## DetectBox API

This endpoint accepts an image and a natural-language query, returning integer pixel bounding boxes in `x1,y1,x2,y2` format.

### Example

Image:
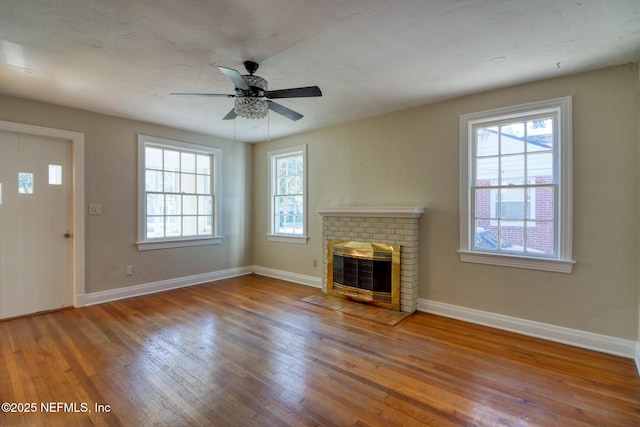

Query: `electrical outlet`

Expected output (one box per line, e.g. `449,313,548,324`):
312,259,317,267
125,265,134,276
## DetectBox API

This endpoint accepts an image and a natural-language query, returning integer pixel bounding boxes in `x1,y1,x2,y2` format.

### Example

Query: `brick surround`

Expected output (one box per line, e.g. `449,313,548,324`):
317,207,424,313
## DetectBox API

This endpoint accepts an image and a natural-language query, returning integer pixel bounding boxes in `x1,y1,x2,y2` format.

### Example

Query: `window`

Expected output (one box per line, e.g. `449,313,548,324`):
459,97,574,273
268,145,308,244
49,165,62,185
18,172,34,194
137,135,221,250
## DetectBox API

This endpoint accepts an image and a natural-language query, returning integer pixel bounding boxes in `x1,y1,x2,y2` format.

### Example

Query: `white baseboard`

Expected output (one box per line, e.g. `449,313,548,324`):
80,266,254,306
252,266,322,289
418,298,637,359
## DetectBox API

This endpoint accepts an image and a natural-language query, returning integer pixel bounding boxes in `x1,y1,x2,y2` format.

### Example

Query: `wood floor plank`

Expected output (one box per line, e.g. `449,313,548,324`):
1,274,639,426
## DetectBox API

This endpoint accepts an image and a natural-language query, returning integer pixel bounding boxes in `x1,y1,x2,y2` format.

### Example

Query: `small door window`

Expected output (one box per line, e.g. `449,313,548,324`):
49,165,62,185
18,172,33,194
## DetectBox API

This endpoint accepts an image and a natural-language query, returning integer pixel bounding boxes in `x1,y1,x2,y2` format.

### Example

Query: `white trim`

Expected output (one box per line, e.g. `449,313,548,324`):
0,120,85,308
635,342,640,376
459,97,574,272
81,266,254,306
266,234,309,244
316,206,424,218
457,250,575,273
252,265,322,288
137,236,223,251
418,298,636,358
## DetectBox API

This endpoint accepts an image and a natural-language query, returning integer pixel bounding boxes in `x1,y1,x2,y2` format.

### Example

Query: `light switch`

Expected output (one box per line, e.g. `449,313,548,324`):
88,203,102,215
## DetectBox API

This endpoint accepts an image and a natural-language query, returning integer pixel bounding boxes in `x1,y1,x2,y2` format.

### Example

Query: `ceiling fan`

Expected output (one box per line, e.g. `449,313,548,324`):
171,61,322,121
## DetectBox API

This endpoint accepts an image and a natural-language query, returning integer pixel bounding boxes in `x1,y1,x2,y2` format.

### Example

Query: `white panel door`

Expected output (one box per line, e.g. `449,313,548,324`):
0,130,73,319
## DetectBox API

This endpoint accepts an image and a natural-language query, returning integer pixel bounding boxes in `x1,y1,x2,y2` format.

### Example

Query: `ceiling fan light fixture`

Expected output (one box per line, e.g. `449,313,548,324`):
234,74,268,119
235,97,268,119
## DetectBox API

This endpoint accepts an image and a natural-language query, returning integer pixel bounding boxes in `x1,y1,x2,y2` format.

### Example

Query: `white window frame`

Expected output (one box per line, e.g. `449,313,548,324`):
459,97,575,273
267,145,308,244
137,135,222,251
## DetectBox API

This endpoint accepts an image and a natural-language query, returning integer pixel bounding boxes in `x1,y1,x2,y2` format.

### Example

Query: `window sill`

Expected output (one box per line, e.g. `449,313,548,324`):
458,250,575,273
267,234,309,245
137,236,223,251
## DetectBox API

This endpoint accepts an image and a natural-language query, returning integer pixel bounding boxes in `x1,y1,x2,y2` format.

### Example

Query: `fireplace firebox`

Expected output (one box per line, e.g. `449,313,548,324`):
328,240,400,311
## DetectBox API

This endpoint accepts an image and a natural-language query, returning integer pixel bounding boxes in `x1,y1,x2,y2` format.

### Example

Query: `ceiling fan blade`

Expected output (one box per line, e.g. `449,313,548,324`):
267,101,303,121
222,108,237,120
218,66,250,90
170,93,234,97
266,86,322,99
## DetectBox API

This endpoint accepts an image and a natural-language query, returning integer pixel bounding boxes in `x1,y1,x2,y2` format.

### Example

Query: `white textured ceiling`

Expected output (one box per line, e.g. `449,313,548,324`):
0,0,639,142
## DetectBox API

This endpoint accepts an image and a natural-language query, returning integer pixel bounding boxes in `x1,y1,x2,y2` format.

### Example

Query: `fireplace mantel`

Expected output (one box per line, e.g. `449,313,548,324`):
317,207,424,218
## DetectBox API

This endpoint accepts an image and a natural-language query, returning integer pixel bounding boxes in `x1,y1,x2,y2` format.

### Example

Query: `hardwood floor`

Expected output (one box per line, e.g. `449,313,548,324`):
1,274,639,426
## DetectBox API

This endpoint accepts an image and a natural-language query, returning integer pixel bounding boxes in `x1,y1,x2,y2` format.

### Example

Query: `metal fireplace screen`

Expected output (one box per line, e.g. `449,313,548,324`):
328,240,400,311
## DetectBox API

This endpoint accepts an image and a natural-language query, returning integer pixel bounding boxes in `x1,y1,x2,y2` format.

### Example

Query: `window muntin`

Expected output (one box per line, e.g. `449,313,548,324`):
268,145,308,243
138,135,221,250
459,97,574,273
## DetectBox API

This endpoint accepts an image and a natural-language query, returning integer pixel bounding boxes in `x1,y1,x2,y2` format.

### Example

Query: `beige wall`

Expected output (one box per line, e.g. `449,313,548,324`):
0,94,253,294
253,63,640,340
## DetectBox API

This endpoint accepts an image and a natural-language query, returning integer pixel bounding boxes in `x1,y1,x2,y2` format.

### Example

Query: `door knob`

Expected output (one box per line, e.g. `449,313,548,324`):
64,231,72,238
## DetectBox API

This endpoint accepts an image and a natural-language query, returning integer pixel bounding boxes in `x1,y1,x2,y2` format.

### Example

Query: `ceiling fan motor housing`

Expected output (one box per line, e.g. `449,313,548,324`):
243,75,268,97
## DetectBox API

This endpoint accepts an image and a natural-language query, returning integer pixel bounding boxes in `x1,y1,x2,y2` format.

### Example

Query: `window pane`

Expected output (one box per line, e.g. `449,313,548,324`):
198,196,212,215
501,154,524,186
145,170,163,192
287,157,297,174
146,147,163,169
198,216,212,235
164,172,179,193
527,152,554,182
183,216,197,236
49,165,62,185
147,216,164,239
183,195,197,215
277,178,287,195
474,188,495,220
530,186,554,220
276,158,286,177
499,188,525,220
182,173,196,193
196,155,210,174
527,222,554,255
181,153,196,173
147,194,164,215
166,216,181,236
476,127,499,157
166,194,181,215
476,157,498,186
164,150,180,172
526,119,553,152
296,155,303,174
196,174,208,194
18,172,33,194
501,123,525,154
499,223,524,252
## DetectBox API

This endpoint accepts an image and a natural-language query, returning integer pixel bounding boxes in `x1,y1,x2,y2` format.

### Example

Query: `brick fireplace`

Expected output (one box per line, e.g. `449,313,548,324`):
317,207,424,313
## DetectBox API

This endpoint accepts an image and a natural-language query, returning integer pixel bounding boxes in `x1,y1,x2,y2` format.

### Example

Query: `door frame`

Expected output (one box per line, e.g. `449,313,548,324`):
0,120,85,307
